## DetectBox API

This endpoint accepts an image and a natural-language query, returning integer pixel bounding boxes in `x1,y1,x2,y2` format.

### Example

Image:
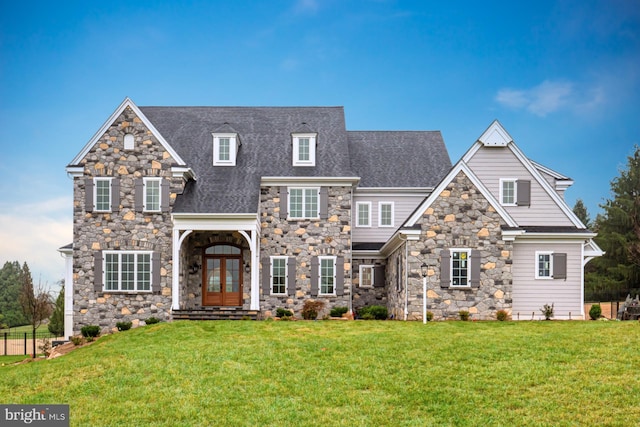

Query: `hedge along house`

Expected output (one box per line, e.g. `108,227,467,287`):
58,98,601,336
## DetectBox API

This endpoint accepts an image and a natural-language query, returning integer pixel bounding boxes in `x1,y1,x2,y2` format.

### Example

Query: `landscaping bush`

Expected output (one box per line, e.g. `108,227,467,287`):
427,311,434,322
540,303,554,320
458,310,470,321
589,304,602,320
116,321,132,331
330,306,349,317
276,308,294,318
302,300,325,320
496,309,509,321
80,325,100,341
145,317,161,325
70,335,84,346
359,305,388,320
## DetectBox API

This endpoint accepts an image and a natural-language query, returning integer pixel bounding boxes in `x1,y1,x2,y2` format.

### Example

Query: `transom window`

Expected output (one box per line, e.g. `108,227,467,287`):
359,265,374,287
500,179,517,205
94,178,111,212
451,249,471,287
357,202,371,227
379,202,394,227
319,256,336,295
104,251,151,292
205,245,241,255
292,133,317,166
289,188,319,219
271,257,287,295
144,178,161,212
536,252,552,279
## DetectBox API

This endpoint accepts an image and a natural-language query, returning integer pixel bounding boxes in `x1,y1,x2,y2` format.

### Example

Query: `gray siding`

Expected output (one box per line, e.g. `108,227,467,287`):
352,193,425,243
512,241,584,319
466,147,574,226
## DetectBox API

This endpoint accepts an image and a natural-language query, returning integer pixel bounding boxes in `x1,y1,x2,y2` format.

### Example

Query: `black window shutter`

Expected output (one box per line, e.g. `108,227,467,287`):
374,265,386,288
161,180,170,212
553,253,567,280
94,251,103,292
279,187,288,218
287,257,296,296
335,256,344,296
152,252,161,293
135,179,144,212
470,250,481,288
517,180,531,207
262,257,271,295
111,178,120,212
85,178,94,212
310,256,319,296
440,249,451,288
319,187,329,220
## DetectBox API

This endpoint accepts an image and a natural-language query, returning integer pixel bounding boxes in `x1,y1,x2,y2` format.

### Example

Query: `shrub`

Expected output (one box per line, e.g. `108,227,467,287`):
427,311,434,322
276,308,294,318
80,325,100,341
70,335,84,346
458,310,470,321
39,338,52,358
145,317,160,325
116,321,132,331
330,306,349,317
359,305,388,320
302,300,325,320
589,304,602,320
540,303,554,320
496,310,509,321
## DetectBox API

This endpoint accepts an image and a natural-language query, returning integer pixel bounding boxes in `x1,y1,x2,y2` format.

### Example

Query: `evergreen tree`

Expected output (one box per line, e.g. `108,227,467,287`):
0,261,28,327
572,199,591,229
586,146,640,300
48,284,65,336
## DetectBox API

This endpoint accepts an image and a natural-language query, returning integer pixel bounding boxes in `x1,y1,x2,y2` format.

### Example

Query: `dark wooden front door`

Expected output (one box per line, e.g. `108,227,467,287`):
202,245,242,306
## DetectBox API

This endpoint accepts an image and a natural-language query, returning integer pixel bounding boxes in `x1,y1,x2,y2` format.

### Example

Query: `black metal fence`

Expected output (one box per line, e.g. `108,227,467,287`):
1,331,60,356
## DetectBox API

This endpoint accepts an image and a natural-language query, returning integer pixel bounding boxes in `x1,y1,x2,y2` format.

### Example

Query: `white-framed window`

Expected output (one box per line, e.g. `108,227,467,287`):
356,202,371,227
292,133,317,166
94,178,112,212
536,251,553,279
124,133,135,150
271,257,288,295
359,265,374,288
213,133,238,166
104,251,152,292
379,202,394,227
144,178,162,212
500,178,517,206
451,249,471,287
319,256,336,295
289,187,319,219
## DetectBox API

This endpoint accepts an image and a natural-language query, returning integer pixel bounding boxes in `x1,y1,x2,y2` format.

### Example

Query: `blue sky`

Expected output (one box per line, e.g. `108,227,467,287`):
1,0,639,290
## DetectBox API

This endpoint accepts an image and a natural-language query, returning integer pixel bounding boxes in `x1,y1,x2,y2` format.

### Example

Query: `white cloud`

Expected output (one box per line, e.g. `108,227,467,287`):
495,79,605,117
0,196,72,292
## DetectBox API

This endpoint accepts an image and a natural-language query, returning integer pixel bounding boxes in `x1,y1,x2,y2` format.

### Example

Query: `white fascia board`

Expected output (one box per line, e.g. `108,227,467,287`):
530,160,571,180
171,166,196,180
511,232,597,243
68,97,187,167
379,228,421,257
261,176,361,186
476,120,514,147
172,213,259,232
584,239,604,257
352,250,387,260
354,187,434,196
506,141,586,228
404,161,517,228
57,245,73,255
66,166,84,177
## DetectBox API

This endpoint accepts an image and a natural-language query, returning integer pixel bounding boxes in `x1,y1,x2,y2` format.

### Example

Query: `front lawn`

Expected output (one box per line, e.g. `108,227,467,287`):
1,320,638,426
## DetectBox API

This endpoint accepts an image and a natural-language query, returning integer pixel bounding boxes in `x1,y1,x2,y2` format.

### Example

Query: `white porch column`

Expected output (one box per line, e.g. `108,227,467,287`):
239,229,260,311
172,228,193,310
58,246,74,339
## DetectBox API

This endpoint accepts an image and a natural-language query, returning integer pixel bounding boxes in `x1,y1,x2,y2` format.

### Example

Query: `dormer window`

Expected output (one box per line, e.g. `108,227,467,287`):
292,133,317,166
213,133,239,166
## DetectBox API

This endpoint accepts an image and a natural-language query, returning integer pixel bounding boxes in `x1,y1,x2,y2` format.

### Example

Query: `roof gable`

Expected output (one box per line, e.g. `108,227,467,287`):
477,120,513,147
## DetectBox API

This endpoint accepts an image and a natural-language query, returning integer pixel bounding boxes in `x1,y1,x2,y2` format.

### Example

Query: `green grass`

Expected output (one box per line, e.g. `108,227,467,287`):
1,321,638,426
0,324,50,333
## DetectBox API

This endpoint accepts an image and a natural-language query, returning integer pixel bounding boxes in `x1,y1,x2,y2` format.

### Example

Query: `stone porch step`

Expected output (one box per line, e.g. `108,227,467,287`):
172,308,259,321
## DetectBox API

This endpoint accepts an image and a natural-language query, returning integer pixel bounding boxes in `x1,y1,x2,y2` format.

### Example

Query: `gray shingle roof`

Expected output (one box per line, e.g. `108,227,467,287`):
140,106,353,214
348,131,451,187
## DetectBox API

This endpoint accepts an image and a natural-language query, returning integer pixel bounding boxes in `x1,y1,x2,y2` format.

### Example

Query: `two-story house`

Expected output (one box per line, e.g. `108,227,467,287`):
58,98,601,337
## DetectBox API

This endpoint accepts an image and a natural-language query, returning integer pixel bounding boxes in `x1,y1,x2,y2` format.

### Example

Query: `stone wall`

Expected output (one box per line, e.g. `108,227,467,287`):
259,185,352,318
351,258,387,311
72,106,183,333
389,171,513,320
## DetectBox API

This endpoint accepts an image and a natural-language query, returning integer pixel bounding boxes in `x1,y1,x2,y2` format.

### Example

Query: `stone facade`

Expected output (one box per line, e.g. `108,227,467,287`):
351,258,387,312
389,171,513,320
258,185,352,318
72,106,183,333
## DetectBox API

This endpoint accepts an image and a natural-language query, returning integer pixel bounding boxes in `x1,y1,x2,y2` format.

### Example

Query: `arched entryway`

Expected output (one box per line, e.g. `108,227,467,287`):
202,244,243,306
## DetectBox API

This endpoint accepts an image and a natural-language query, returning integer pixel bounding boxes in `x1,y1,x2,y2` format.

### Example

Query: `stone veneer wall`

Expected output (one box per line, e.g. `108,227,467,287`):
391,171,513,320
351,258,387,311
386,245,406,320
259,186,352,318
72,106,183,333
